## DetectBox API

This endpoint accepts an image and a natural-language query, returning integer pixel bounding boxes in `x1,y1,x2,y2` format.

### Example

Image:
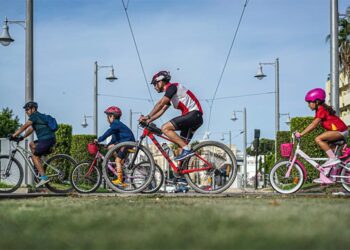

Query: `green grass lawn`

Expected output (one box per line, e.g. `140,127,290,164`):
0,195,349,250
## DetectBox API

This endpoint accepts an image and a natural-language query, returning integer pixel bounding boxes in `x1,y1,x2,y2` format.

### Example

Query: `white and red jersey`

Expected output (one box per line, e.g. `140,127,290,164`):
164,82,203,116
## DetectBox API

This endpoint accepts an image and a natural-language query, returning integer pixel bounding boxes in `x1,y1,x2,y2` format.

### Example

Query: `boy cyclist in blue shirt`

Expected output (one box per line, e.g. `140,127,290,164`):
94,106,135,185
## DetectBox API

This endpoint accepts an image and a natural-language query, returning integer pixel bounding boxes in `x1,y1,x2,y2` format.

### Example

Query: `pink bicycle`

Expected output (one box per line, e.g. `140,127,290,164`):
269,133,350,194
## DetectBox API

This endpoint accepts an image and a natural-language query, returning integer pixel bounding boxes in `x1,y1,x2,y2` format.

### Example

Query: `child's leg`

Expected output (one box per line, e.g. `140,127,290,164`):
315,131,344,157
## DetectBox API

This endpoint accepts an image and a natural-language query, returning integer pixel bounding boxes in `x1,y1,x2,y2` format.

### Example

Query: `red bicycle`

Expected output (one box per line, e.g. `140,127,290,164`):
102,122,238,194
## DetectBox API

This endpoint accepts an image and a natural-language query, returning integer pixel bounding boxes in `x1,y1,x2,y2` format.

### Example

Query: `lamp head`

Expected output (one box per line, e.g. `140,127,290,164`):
106,68,118,82
254,65,266,80
0,18,14,46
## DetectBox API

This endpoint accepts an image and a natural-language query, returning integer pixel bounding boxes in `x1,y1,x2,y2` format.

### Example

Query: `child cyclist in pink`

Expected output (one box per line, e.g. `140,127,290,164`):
296,88,348,184
94,106,135,185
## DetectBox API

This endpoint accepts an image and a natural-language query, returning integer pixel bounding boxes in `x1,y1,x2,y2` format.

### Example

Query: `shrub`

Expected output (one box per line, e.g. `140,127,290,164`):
52,124,72,155
70,135,96,162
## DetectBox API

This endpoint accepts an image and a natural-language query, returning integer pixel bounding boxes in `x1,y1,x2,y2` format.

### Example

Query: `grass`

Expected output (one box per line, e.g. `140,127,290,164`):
0,195,349,249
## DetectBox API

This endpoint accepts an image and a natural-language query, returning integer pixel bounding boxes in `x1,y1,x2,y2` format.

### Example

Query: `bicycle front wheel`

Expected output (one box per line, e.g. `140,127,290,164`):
183,141,237,194
102,142,155,193
269,160,304,194
0,155,24,193
44,154,76,193
71,161,102,193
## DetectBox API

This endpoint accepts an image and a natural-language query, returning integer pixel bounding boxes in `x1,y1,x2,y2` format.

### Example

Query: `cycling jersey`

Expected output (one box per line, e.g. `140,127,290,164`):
315,105,347,132
98,119,135,145
164,83,203,116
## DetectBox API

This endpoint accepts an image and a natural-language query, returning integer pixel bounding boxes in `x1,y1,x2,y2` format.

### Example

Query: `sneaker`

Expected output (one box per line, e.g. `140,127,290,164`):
36,176,50,188
313,173,334,184
112,178,127,187
321,158,340,168
174,149,195,161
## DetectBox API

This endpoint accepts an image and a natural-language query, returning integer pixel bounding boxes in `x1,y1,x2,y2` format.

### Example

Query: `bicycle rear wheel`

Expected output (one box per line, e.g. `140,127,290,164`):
0,155,24,193
183,141,237,194
269,160,304,194
71,161,102,193
44,154,76,193
102,142,155,193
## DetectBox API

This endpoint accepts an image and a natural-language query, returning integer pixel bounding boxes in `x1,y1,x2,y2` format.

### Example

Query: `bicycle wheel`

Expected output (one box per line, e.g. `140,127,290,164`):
340,165,350,192
0,155,24,193
102,141,155,193
269,160,304,194
183,141,237,194
140,163,164,194
71,161,102,193
44,154,76,193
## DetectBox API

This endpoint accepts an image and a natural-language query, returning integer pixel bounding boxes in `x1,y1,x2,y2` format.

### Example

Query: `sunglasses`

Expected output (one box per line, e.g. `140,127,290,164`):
25,108,30,111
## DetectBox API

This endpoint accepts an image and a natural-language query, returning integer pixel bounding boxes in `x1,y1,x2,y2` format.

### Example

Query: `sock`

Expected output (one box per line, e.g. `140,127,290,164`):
325,149,336,159
183,146,190,151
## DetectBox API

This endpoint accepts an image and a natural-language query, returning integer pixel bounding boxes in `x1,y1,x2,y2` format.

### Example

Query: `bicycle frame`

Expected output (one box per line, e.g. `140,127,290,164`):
285,137,346,179
135,126,213,175
4,140,61,179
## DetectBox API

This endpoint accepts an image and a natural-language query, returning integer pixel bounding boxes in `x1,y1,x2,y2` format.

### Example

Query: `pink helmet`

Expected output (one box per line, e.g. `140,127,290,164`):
104,106,122,117
305,88,326,102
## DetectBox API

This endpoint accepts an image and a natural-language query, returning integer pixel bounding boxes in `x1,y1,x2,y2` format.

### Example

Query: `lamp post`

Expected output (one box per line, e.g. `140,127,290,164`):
220,131,232,150
231,107,247,190
94,61,118,136
255,58,279,162
129,109,142,139
0,0,34,122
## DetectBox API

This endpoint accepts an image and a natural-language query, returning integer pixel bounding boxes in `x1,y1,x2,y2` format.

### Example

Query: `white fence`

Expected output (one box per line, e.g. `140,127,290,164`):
0,138,33,185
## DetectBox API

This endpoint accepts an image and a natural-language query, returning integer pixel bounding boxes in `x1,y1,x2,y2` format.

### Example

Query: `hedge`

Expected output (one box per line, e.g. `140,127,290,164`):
70,135,96,162
52,124,72,155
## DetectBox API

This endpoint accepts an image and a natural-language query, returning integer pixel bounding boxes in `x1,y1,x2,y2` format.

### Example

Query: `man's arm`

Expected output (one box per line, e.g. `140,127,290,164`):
12,120,33,137
148,104,170,122
139,96,171,123
23,127,34,138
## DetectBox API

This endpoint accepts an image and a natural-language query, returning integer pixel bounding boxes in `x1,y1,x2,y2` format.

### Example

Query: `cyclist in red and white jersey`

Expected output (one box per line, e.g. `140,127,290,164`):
139,71,203,161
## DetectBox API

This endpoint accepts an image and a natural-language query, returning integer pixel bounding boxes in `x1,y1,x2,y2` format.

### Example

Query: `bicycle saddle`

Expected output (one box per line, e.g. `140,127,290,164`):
329,139,346,146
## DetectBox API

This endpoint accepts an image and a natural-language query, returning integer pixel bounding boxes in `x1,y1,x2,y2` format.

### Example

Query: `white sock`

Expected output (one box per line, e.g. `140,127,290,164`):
183,146,190,151
325,149,336,159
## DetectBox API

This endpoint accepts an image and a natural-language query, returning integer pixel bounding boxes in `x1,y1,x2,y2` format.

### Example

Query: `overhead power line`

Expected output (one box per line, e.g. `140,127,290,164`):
121,0,155,105
98,93,152,102
206,0,250,131
201,91,274,102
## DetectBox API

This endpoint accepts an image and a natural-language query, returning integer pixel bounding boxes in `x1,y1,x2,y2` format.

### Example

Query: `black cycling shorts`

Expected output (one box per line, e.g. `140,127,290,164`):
33,138,56,157
169,110,203,142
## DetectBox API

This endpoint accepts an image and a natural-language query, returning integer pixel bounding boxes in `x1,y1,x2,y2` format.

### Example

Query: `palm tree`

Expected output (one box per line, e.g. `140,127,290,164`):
326,17,350,78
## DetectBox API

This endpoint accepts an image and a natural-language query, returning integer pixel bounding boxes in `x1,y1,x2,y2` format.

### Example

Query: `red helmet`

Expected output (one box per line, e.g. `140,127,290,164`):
104,106,122,117
151,71,171,85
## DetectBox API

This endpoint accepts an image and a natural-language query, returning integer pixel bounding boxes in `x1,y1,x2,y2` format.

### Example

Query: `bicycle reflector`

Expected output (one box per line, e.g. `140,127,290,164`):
87,143,98,155
281,143,293,158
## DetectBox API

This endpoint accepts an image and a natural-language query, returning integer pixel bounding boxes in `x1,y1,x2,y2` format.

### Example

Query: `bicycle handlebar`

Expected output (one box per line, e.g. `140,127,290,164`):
139,121,163,135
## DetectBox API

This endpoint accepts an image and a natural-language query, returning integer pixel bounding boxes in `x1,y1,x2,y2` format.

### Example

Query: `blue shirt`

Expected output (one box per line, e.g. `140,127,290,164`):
98,119,135,145
29,111,56,141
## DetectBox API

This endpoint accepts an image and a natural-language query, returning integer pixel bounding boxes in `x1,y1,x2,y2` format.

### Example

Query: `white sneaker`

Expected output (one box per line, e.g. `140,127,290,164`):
321,158,340,168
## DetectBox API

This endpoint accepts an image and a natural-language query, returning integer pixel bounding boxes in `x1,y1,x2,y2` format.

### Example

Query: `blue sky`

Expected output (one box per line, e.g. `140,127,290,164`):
0,0,349,149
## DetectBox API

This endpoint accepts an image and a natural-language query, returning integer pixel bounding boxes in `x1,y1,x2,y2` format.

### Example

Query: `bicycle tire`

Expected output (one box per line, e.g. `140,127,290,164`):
71,160,102,193
340,166,350,193
140,163,164,194
183,140,238,194
0,155,24,193
102,141,155,193
44,154,76,193
269,160,304,194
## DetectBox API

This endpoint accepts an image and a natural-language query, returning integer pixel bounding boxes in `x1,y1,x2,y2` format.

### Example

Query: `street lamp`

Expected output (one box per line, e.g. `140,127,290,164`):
202,131,211,141
231,107,247,191
280,112,291,127
220,131,232,150
94,61,118,136
254,58,279,162
81,114,93,128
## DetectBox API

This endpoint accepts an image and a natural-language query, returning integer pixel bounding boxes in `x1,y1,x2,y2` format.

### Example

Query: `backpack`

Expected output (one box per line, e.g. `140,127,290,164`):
39,113,58,132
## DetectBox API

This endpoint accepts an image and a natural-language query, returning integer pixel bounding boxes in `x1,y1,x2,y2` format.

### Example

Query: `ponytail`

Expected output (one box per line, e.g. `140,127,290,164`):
317,101,336,115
